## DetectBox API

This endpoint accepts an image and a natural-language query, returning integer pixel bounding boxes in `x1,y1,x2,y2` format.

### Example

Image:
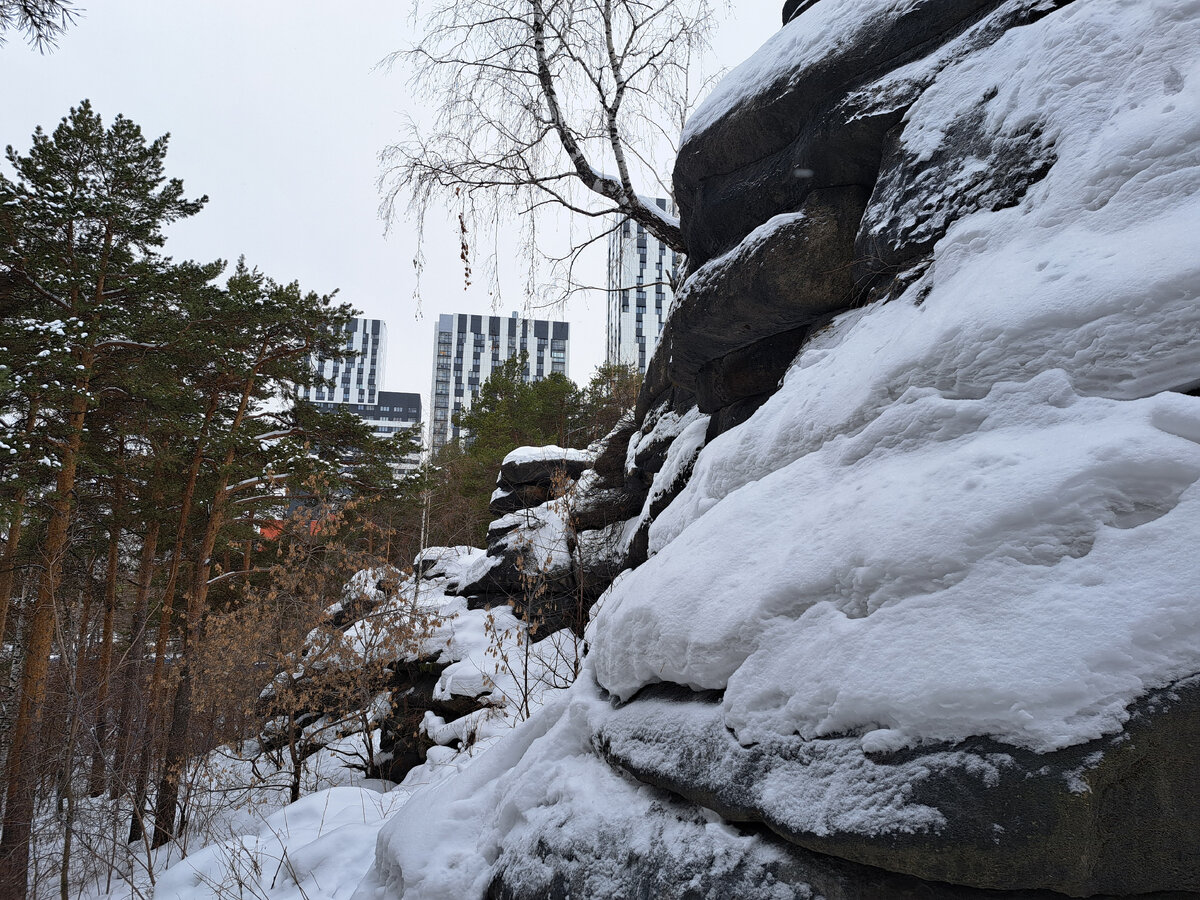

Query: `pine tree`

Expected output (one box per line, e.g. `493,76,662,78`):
147,259,362,846
0,100,206,899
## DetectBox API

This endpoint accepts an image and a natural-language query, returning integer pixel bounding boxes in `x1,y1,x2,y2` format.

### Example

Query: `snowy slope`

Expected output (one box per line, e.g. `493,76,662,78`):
594,0,1200,752
152,0,1200,896
136,550,581,900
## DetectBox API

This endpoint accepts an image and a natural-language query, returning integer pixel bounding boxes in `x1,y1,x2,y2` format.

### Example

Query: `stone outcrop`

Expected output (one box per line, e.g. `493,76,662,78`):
378,657,488,781
593,679,1200,897
255,562,498,784
662,186,867,400
365,2,1200,896
673,0,1069,267
453,443,629,632
647,0,1075,436
497,445,593,488
488,1,1200,897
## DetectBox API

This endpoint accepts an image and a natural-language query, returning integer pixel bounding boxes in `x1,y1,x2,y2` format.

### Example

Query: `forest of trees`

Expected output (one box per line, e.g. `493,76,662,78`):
424,357,641,548
0,101,426,897
0,100,640,897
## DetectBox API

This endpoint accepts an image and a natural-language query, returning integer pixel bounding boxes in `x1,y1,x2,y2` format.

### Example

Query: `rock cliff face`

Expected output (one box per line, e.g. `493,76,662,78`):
366,1,1200,897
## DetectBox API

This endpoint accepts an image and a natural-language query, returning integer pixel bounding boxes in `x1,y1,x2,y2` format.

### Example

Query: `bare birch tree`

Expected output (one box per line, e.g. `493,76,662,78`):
383,0,719,287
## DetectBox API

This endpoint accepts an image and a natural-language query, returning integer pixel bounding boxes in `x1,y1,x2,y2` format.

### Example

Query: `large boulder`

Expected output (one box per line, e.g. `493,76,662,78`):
488,483,551,517
675,0,1010,267
581,1,1200,895
496,445,593,490
642,0,1075,423
594,679,1200,897
662,186,866,396
360,0,1200,896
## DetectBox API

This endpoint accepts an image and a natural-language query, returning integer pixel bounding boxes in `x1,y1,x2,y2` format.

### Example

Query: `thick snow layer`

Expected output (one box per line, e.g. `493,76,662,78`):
446,547,500,590
156,785,405,900
137,551,585,900
594,0,1200,754
625,401,707,476
644,412,710,555
488,502,575,576
599,376,1200,751
358,677,821,900
682,0,919,143
501,444,593,467
415,545,483,579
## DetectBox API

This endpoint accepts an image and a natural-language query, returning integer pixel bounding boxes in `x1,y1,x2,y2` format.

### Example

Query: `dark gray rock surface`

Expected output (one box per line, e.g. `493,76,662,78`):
782,0,821,26
642,0,1075,421
497,450,592,490
594,680,1200,897
488,483,550,517
663,186,866,395
485,771,1111,900
675,0,1005,267
855,101,1057,294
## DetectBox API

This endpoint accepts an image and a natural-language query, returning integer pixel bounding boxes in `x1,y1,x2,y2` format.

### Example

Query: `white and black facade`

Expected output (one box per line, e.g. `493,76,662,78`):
303,317,387,406
311,390,423,477
304,317,423,476
606,200,679,375
431,312,570,452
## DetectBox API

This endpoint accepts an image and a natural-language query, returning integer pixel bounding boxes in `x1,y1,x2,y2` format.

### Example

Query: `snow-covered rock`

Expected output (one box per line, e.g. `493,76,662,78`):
362,0,1200,896
496,444,594,489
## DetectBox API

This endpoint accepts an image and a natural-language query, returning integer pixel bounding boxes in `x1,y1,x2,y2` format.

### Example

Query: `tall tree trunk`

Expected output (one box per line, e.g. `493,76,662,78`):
57,665,85,900
128,394,216,843
110,496,161,801
0,398,42,649
152,374,257,847
88,458,125,797
62,550,98,814
149,473,235,847
0,493,27,652
0,377,89,900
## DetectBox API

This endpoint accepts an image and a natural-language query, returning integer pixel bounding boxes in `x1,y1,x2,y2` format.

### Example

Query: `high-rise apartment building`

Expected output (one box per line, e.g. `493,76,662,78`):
303,317,422,476
607,200,678,374
312,391,424,477
302,317,387,406
430,312,570,452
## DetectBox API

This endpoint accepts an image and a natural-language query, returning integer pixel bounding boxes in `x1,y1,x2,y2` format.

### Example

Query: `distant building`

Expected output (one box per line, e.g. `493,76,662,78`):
431,312,570,452
313,391,423,477
607,200,678,374
303,317,422,477
302,317,387,406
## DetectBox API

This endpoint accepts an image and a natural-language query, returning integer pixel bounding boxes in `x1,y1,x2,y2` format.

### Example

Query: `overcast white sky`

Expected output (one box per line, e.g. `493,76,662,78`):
1,0,779,402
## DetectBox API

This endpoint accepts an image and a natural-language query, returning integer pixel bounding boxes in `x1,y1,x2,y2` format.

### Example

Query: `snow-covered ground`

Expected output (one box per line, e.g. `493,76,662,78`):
71,549,582,900
71,0,1200,896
